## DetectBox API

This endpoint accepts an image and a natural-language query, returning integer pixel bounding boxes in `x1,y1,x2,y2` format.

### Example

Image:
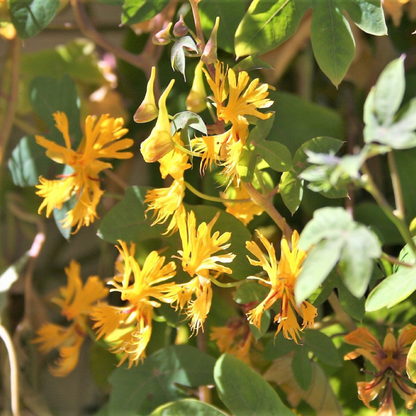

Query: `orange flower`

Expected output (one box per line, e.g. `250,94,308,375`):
344,325,416,415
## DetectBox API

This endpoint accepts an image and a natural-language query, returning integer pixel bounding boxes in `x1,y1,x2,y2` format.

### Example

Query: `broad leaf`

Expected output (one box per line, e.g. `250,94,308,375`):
9,0,60,39
280,136,343,214
108,345,216,416
235,0,386,86
199,0,246,54
292,347,312,391
149,399,228,416
303,330,342,368
296,207,381,303
8,136,52,187
264,355,343,416
122,0,170,25
214,354,294,416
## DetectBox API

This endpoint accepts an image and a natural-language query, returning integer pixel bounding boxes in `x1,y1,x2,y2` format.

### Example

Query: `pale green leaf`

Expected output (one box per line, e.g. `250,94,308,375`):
122,0,170,25
407,340,416,383
149,399,228,416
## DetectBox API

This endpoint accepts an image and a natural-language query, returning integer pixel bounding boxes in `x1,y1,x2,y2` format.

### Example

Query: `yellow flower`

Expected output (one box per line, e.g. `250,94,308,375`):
144,178,186,235
91,241,176,367
36,112,133,233
344,326,416,415
210,317,253,365
169,211,235,332
246,230,317,343
140,79,175,163
134,66,159,123
203,61,273,127
32,260,108,377
223,182,264,225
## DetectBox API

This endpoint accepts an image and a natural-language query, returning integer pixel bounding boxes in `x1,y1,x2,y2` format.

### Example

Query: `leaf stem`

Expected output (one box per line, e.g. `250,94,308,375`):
211,277,247,288
244,182,292,239
381,252,414,268
361,162,416,256
387,151,405,220
184,181,251,204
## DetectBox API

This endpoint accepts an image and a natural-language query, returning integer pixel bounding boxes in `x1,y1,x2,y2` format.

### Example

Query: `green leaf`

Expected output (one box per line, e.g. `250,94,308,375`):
280,136,343,214
234,282,269,305
304,330,342,367
149,399,228,416
310,0,355,87
52,190,76,240
296,207,381,303
373,55,406,125
233,54,273,73
337,277,365,321
235,0,310,58
108,345,216,416
263,333,300,360
171,36,198,81
407,339,416,383
292,347,312,391
199,0,246,54
8,136,52,187
98,186,166,244
9,0,60,39
366,266,416,311
122,0,170,25
214,354,294,416
30,75,82,139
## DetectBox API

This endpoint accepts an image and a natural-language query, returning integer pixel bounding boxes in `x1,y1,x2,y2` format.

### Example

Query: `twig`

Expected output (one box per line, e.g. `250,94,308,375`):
328,292,356,333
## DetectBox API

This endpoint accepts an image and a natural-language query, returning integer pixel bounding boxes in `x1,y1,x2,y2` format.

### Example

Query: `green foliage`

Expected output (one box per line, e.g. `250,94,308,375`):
296,207,382,303
149,399,228,416
108,345,216,416
122,0,171,25
235,0,386,86
171,36,198,80
9,0,60,39
214,354,294,416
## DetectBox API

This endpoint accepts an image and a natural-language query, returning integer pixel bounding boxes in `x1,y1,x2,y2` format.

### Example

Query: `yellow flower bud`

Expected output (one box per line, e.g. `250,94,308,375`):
134,66,158,123
186,60,207,113
140,79,175,163
201,17,219,65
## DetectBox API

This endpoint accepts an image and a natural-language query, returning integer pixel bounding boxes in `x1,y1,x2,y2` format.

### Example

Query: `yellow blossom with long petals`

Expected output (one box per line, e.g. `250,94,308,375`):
246,230,317,343
91,241,176,367
36,111,133,233
345,326,416,415
32,260,108,377
168,211,235,332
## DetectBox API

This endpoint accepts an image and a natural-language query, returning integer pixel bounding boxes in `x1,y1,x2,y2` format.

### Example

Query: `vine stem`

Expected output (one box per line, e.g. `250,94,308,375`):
361,162,416,256
381,252,414,268
0,325,20,416
387,151,405,220
328,292,356,333
244,182,293,239
210,277,246,288
184,181,251,204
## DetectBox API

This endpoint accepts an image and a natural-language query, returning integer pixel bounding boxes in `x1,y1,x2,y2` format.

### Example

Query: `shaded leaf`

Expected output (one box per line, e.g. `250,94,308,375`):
304,330,342,367
214,354,294,416
149,399,228,416
9,0,60,39
292,347,312,391
108,345,216,416
171,37,198,80
264,355,343,415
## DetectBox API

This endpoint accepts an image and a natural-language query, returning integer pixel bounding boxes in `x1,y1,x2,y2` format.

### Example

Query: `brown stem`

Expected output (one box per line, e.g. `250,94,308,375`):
245,182,293,239
328,292,356,333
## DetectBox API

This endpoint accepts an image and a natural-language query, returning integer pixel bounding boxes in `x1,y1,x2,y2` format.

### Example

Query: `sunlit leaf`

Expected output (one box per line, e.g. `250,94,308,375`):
214,354,294,416
9,0,60,39
122,0,170,25
171,36,198,80
296,207,381,303
407,339,416,383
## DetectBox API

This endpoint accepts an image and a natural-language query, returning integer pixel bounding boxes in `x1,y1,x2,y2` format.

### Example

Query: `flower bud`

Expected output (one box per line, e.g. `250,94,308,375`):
186,60,207,113
173,14,188,37
134,66,158,123
201,17,219,65
152,22,173,46
140,79,175,163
